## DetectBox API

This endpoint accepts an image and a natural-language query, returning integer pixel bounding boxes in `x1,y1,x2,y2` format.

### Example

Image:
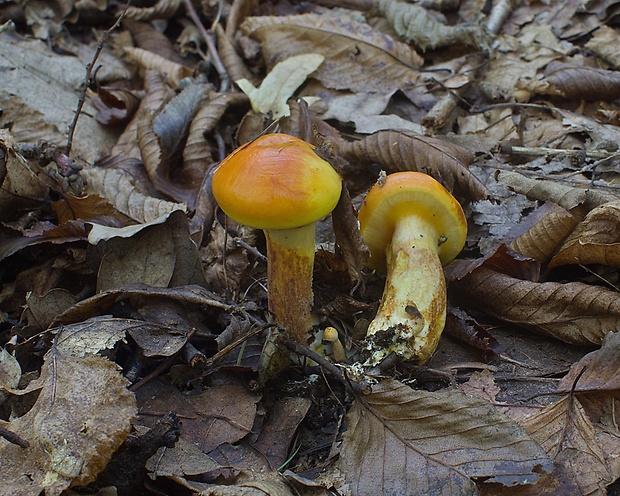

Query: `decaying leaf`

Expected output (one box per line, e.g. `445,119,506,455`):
447,264,620,345
237,53,324,118
0,351,136,495
122,46,192,87
81,165,185,224
124,0,182,21
241,13,424,94
511,396,614,495
340,379,550,495
337,130,489,202
549,201,620,270
556,331,620,395
509,203,579,263
544,61,620,102
376,0,492,52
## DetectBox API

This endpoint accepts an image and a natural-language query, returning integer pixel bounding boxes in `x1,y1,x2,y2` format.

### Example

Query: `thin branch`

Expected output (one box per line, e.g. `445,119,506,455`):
66,1,131,156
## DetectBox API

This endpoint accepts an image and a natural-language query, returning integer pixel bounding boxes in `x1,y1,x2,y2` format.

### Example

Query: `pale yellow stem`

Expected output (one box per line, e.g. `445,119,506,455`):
366,214,446,364
264,223,315,344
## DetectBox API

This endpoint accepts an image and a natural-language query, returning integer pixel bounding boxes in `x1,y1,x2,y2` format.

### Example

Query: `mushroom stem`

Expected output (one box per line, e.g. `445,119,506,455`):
366,214,446,365
264,223,315,344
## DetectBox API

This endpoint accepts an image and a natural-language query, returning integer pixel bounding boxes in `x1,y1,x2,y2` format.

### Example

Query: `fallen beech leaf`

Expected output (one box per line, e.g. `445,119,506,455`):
509,203,579,263
253,397,312,469
124,0,182,21
52,317,155,357
514,396,613,495
241,13,424,94
92,86,141,126
0,130,55,222
337,130,488,202
585,26,620,69
0,347,21,405
111,70,174,160
0,351,136,494
183,92,248,173
544,61,620,101
237,54,324,118
92,210,207,292
81,165,185,224
340,379,550,495
50,284,231,327
549,201,620,269
122,46,192,87
448,264,620,345
444,306,502,356
376,0,492,52
557,331,620,394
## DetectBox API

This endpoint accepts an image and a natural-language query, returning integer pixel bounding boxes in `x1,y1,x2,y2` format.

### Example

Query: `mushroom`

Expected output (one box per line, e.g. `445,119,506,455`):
323,326,346,361
211,133,342,344
357,171,467,365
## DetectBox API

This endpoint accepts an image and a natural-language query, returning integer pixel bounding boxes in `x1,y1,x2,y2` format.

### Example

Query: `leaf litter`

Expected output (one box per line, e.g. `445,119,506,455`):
1,0,620,495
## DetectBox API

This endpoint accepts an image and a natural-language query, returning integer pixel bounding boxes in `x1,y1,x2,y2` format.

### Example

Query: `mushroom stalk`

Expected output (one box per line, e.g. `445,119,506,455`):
366,214,446,365
264,224,315,344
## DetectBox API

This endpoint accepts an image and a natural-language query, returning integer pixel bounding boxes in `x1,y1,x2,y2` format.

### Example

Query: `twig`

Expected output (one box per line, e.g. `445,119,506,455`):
182,0,230,92
66,1,131,156
0,424,29,448
283,339,366,395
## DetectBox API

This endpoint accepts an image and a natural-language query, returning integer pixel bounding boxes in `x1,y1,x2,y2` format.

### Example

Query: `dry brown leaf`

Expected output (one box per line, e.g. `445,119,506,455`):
0,130,55,222
340,379,550,495
123,46,192,87
240,13,424,94
544,61,620,102
253,397,312,469
516,396,613,495
557,331,620,395
585,26,620,69
509,203,579,263
448,264,620,345
337,130,489,202
0,351,136,495
50,284,231,327
93,210,206,292
112,70,174,159
92,86,141,126
0,220,89,262
81,165,185,224
124,0,182,21
215,24,258,85
376,0,492,52
549,201,620,270
183,92,249,172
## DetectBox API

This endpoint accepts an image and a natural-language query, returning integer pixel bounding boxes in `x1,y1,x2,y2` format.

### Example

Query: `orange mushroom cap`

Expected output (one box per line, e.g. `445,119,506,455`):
212,134,342,230
358,172,467,271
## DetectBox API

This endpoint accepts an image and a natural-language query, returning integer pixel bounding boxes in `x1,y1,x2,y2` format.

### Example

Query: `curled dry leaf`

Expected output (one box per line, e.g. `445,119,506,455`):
0,352,137,495
240,13,424,94
92,86,141,126
505,396,615,495
81,165,185,224
549,200,620,269
556,331,620,394
509,203,579,263
337,130,489,202
215,24,258,85
124,0,182,21
544,61,620,102
123,46,192,87
585,25,620,69
447,264,620,345
183,92,249,171
340,379,550,496
376,0,493,52
111,70,174,159
50,284,231,327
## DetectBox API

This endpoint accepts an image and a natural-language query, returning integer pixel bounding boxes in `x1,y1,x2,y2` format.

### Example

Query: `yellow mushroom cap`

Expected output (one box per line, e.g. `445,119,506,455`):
212,134,342,230
358,172,467,271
